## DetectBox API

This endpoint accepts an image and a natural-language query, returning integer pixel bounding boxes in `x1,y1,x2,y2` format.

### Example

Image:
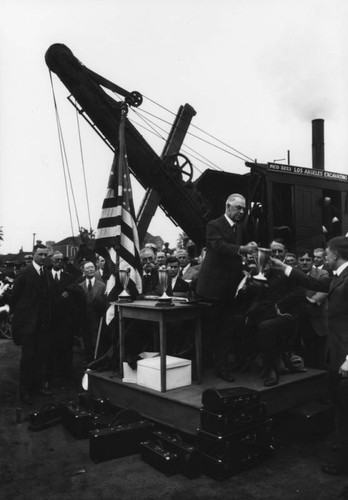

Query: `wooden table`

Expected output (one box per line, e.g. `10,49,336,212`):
118,299,204,392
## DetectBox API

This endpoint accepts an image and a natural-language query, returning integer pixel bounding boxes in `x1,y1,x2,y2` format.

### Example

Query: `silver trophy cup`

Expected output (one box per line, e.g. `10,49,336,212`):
118,268,132,302
253,247,271,281
156,268,173,307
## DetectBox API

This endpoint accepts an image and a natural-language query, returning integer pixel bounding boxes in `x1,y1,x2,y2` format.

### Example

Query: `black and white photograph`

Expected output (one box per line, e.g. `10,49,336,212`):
1,1,348,498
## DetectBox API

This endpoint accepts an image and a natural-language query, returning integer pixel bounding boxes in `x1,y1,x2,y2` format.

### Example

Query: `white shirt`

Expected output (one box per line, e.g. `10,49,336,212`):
235,274,248,297
224,213,235,228
86,276,95,287
32,261,42,275
171,275,178,289
52,269,62,280
335,261,348,276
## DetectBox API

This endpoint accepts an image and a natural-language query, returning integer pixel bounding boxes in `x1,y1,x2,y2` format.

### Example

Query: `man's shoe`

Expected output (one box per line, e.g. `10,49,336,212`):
322,463,348,475
283,353,307,373
264,369,279,387
20,393,33,405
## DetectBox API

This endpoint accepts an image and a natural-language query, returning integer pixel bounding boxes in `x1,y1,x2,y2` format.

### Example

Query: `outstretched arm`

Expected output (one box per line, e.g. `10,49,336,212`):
270,257,330,292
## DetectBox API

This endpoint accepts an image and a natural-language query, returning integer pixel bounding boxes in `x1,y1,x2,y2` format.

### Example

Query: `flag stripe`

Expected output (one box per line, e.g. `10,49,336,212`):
97,210,133,229
95,107,142,300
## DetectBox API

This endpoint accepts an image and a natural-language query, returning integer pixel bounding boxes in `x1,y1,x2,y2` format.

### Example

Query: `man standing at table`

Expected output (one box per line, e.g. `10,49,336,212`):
197,193,257,381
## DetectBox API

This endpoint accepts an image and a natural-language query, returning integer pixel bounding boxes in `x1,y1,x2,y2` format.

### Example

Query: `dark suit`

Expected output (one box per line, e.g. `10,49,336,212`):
288,266,348,373
288,265,348,461
79,278,107,362
246,269,305,372
296,266,329,369
166,277,192,355
139,270,162,297
166,276,191,296
196,215,245,370
48,271,84,380
11,264,52,396
197,215,244,302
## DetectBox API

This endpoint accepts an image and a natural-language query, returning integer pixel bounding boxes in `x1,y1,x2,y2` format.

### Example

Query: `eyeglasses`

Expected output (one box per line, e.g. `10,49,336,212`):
227,204,245,211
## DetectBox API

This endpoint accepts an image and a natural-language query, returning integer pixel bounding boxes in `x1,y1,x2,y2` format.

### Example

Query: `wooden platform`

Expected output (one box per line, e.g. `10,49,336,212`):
88,368,328,436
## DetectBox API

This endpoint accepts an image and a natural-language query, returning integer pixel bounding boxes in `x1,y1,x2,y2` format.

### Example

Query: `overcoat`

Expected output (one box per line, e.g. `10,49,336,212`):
289,266,348,372
11,264,51,346
196,215,244,303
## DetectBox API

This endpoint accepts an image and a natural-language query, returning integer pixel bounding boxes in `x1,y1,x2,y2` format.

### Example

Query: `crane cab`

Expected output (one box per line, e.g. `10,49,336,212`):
195,161,348,250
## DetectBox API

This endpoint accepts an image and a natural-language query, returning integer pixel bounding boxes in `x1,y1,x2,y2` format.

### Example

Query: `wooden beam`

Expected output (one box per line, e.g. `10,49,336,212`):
136,104,197,245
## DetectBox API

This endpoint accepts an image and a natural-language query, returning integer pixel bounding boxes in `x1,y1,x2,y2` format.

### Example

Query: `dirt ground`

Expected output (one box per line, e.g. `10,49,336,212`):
1,338,348,500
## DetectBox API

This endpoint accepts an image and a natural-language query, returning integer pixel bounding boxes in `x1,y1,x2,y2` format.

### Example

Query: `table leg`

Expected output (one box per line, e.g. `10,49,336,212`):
119,312,125,378
159,318,167,392
194,313,202,384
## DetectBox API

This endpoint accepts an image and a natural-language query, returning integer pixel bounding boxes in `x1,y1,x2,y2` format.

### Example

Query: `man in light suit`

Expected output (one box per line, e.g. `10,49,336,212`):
176,249,199,281
95,254,111,284
196,193,257,381
313,247,331,273
11,244,52,404
79,261,107,363
272,236,348,475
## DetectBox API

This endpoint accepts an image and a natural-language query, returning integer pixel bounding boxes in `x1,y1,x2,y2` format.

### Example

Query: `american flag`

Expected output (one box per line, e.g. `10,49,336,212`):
96,107,142,323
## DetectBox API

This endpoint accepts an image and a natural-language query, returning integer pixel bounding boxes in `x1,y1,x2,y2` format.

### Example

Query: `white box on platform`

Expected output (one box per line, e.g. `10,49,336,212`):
122,352,159,384
136,355,192,391
122,363,138,383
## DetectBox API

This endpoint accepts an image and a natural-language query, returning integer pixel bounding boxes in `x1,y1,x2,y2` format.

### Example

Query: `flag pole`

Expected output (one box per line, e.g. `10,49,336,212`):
94,317,104,360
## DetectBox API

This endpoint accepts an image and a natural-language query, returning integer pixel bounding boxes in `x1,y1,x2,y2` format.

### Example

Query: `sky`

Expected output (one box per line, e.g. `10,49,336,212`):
1,0,348,254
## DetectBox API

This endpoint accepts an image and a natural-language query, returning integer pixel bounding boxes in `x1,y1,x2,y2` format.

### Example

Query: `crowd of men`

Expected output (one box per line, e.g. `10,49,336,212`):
1,191,348,476
0,242,203,406
194,192,348,477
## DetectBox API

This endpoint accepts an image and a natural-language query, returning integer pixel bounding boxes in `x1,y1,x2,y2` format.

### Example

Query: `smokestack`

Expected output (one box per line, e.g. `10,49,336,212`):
312,119,324,170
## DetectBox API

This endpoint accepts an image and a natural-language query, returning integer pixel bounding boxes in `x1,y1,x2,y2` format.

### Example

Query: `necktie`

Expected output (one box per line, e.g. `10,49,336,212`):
55,273,59,283
87,278,92,292
39,267,44,278
178,269,183,278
